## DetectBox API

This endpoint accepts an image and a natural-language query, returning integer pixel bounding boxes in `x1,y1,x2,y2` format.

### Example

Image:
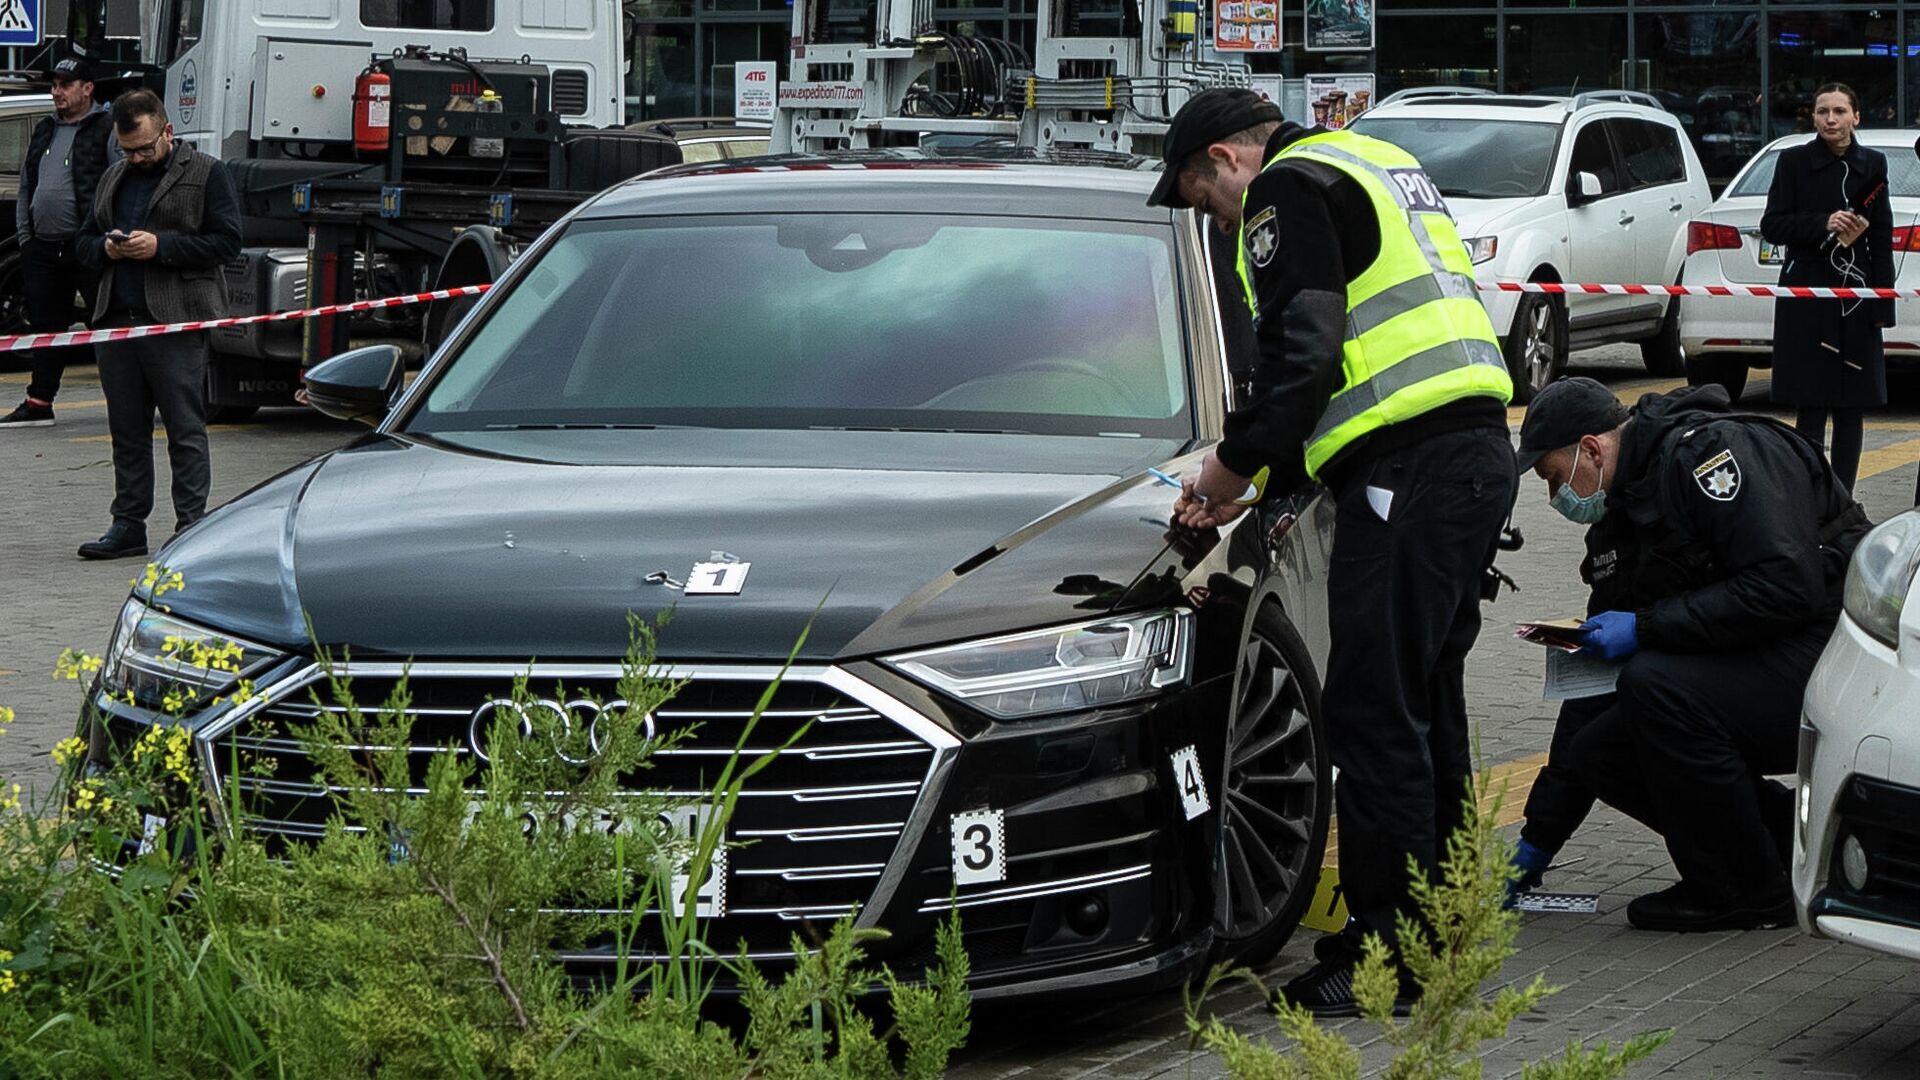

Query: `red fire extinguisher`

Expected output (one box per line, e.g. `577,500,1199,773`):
353,68,391,153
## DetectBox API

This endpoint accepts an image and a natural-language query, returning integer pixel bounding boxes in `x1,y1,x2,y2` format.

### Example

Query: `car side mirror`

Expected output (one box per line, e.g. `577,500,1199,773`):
1569,171,1603,205
304,344,403,426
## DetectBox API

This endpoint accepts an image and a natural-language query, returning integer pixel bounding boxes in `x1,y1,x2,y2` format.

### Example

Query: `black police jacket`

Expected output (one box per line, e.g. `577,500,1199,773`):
1583,384,1870,652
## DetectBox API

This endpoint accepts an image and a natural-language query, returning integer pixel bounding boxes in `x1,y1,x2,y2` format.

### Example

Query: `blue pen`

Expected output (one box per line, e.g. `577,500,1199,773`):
1146,467,1183,490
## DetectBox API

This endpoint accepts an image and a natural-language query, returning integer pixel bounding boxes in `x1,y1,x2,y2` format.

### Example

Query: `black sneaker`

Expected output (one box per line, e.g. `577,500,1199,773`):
1625,881,1794,933
78,524,149,561
1273,957,1418,1019
0,399,54,427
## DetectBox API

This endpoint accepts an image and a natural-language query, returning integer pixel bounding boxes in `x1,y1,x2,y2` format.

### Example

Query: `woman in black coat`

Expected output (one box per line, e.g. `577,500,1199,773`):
1760,82,1895,492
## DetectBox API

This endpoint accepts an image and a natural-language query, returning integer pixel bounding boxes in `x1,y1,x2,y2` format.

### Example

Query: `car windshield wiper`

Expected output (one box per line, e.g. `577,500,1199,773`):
481,422,699,431
809,424,1034,435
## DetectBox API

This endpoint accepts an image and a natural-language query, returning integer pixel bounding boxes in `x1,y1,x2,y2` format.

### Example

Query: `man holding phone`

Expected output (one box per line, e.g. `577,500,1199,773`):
74,89,242,559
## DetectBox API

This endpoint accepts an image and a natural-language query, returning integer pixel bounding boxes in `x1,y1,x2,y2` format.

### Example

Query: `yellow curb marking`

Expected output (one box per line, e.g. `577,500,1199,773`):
1855,437,1920,482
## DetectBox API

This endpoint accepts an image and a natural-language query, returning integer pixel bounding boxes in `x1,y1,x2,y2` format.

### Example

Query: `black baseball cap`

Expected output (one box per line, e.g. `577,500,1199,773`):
1147,88,1286,210
46,55,95,83
1515,377,1629,471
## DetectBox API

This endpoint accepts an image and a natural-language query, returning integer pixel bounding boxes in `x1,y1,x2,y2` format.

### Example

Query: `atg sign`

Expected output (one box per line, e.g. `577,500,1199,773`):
0,0,39,47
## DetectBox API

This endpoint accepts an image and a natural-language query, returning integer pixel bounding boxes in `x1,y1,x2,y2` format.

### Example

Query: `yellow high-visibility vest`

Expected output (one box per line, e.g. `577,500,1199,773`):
1235,130,1512,479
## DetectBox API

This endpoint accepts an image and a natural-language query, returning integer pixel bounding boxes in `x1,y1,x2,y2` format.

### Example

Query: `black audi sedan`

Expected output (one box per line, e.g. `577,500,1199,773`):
79,151,1337,998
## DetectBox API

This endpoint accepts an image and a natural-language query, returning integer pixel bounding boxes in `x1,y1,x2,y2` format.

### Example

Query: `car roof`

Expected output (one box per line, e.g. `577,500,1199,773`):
581,148,1170,221
1363,95,1675,126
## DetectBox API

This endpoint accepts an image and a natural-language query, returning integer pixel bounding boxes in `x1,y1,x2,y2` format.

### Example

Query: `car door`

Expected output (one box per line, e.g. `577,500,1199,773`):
1563,118,1636,324
1607,117,1691,325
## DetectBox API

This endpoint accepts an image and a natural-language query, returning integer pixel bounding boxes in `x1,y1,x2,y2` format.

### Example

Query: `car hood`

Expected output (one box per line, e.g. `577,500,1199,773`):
1445,197,1538,244
155,429,1197,662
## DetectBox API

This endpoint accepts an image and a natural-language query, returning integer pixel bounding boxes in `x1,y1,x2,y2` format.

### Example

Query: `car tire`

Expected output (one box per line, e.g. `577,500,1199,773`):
1641,295,1686,377
0,250,30,370
1209,604,1331,968
1504,293,1566,405
1685,352,1750,403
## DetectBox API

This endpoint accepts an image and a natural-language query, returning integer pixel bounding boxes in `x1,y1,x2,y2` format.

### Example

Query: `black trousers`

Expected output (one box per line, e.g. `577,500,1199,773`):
1519,695,1607,856
95,318,211,533
1321,426,1516,954
21,237,100,404
1567,634,1821,904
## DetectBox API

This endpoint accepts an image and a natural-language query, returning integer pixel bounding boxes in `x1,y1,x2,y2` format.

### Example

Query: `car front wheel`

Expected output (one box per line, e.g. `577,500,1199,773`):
1504,293,1565,405
1211,606,1331,967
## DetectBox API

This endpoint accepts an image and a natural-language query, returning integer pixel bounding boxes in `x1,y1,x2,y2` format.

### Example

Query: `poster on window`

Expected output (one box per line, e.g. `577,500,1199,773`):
1301,74,1375,130
1214,0,1282,52
1304,0,1373,51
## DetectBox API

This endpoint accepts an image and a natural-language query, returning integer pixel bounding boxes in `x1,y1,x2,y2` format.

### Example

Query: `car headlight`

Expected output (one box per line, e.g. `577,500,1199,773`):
1465,236,1499,265
98,599,280,710
1842,511,1920,647
886,609,1191,719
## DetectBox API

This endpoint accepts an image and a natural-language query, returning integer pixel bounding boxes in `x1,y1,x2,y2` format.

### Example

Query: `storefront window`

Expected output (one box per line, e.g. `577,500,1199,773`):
630,23,699,120
1768,12,1897,138
704,23,789,115
1636,13,1762,187
1376,15,1496,94
1504,13,1628,95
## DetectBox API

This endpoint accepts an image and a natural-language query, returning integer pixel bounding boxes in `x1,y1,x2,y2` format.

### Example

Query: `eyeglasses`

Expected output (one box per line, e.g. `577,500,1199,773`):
119,132,165,160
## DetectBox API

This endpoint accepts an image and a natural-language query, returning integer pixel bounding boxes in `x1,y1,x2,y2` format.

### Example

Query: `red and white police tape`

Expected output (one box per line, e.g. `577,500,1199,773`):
0,284,494,354
0,278,1911,354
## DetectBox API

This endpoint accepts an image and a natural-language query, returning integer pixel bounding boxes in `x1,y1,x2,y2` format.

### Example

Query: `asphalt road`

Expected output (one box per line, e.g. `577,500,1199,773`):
4,345,1919,1077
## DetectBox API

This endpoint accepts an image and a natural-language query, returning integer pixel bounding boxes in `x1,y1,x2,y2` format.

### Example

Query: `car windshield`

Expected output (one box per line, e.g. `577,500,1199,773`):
1346,117,1561,199
1727,142,1920,200
406,213,1192,438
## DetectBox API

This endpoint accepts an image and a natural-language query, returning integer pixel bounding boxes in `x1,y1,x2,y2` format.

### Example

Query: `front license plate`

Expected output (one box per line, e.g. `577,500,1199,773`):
1758,240,1785,265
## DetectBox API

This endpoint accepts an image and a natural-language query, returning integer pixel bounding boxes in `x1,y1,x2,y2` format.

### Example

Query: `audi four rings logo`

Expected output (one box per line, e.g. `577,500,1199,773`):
467,698,657,764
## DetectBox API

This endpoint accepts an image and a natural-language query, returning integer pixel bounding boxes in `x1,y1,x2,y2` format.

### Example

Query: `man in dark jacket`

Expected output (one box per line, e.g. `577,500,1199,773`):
0,54,117,428
74,89,242,560
1149,88,1514,1015
1514,378,1869,931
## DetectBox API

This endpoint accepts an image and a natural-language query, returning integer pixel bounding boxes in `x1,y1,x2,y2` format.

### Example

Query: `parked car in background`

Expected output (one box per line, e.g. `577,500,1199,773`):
624,117,771,163
77,150,1339,999
1678,129,1920,402
1350,90,1712,402
1795,510,1920,963
0,92,55,340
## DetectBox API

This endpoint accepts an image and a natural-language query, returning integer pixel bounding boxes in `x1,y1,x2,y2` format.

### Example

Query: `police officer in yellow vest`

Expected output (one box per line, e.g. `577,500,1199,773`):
1148,88,1517,1016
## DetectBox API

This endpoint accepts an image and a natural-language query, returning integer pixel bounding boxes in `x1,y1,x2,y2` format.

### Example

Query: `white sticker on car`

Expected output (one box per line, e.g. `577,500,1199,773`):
950,808,1006,885
138,813,167,856
685,561,750,595
1171,745,1210,820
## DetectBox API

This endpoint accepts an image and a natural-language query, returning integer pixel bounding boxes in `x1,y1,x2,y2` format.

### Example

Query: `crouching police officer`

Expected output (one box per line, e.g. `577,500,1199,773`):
1514,378,1869,931
1148,88,1515,1014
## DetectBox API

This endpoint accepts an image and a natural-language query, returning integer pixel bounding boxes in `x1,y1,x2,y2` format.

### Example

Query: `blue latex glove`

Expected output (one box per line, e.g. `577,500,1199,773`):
1578,610,1639,662
1504,838,1552,909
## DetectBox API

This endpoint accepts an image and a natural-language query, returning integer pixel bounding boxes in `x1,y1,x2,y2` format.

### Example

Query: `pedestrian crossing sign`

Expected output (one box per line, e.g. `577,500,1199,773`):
0,0,39,47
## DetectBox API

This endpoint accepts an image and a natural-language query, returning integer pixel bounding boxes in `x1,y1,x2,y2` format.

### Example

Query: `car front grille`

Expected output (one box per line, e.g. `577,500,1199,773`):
196,662,950,960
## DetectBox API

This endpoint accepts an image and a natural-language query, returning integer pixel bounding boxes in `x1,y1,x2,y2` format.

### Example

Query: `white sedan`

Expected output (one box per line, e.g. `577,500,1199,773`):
1679,129,1920,402
1795,511,1920,962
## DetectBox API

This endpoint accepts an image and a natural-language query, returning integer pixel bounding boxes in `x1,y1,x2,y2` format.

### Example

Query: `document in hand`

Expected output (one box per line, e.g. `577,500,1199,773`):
1515,618,1621,700
1515,618,1588,651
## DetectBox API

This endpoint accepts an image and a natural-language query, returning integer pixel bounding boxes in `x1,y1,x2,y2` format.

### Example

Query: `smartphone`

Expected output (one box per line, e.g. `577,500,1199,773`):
106,230,130,243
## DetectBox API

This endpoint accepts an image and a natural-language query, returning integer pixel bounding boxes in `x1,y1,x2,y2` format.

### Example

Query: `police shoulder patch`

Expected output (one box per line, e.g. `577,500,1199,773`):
1691,448,1741,502
1244,205,1279,269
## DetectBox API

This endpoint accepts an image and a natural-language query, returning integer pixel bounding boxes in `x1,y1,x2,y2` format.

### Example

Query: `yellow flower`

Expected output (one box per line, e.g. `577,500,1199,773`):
0,704,13,724
0,783,20,813
53,649,102,682
0,948,20,995
50,736,87,767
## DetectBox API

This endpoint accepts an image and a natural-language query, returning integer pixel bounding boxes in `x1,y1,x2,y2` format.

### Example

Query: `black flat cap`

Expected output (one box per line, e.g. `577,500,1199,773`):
1147,88,1286,209
1515,377,1629,471
46,55,94,83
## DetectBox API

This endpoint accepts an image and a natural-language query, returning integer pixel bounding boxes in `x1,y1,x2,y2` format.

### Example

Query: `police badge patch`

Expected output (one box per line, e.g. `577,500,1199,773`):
1692,449,1741,501
1244,206,1279,269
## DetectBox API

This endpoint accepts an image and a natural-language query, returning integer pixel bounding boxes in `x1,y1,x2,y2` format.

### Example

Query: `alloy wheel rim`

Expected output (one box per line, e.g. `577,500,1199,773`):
1218,635,1320,940
1525,303,1555,392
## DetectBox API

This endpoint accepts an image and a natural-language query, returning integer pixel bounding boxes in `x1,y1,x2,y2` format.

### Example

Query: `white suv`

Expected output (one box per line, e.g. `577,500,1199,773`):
1349,91,1712,402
